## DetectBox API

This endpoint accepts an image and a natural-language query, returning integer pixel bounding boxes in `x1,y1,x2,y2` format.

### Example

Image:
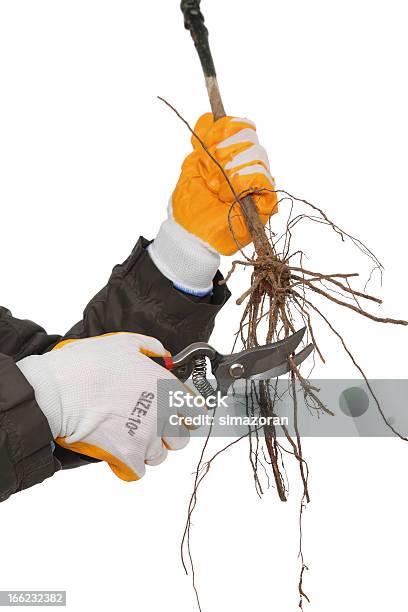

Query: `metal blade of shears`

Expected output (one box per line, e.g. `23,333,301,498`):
214,327,307,383
248,343,315,381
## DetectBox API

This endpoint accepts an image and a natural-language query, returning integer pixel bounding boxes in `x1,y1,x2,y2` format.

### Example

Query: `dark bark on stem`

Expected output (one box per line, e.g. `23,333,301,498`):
181,0,217,78
180,0,272,257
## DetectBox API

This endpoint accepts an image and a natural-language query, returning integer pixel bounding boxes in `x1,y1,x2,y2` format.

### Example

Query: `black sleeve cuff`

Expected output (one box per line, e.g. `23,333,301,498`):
0,306,62,361
0,354,60,502
63,236,231,355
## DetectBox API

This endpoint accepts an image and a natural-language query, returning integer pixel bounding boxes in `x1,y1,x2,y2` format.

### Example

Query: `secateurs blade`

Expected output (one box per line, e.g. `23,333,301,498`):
151,327,314,397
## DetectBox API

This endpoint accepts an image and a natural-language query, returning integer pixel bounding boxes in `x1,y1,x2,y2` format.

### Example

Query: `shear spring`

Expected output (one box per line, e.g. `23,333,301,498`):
191,356,215,399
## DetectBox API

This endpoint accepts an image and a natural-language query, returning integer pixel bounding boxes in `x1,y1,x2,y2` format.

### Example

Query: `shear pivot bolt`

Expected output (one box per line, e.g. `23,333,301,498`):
229,363,245,379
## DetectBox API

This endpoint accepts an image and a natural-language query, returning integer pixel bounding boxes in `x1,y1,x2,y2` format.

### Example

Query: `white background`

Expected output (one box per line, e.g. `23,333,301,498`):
1,1,407,610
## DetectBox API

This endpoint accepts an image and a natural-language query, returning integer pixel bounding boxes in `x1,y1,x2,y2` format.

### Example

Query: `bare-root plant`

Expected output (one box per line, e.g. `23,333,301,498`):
166,2,408,609
160,96,408,611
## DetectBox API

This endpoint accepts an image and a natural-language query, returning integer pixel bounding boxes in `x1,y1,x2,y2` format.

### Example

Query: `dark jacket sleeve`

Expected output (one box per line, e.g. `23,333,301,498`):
63,237,230,354
0,306,61,360
0,354,60,502
0,237,231,493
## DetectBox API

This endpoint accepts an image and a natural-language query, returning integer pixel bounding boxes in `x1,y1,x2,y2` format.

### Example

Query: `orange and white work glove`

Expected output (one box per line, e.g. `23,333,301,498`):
16,333,200,481
148,113,278,296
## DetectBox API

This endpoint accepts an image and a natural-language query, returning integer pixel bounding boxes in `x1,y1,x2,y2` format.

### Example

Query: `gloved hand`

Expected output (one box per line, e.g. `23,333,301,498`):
16,333,198,482
148,113,278,296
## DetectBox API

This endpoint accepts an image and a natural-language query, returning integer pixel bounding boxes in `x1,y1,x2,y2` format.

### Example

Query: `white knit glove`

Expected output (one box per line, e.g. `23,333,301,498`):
148,203,221,297
16,333,198,481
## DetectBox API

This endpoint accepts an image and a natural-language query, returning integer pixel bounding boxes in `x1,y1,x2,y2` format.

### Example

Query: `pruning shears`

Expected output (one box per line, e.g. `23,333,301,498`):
151,327,314,398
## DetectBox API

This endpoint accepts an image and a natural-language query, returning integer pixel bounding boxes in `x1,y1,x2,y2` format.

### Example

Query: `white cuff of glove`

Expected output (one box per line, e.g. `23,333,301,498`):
148,213,220,297
17,357,62,439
